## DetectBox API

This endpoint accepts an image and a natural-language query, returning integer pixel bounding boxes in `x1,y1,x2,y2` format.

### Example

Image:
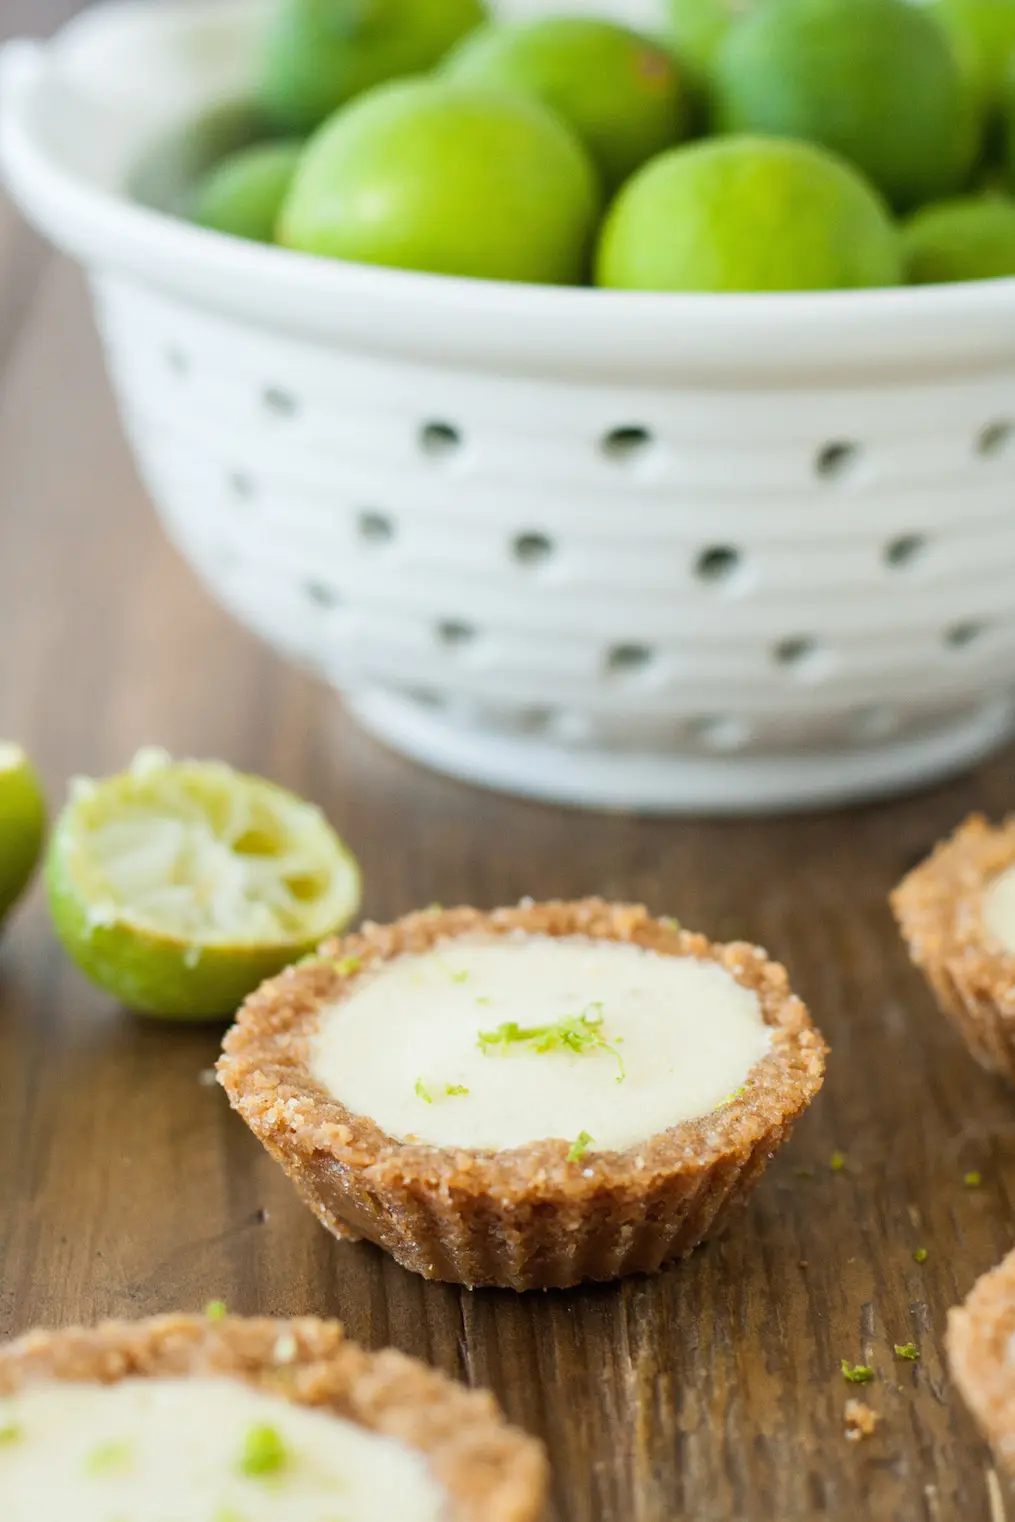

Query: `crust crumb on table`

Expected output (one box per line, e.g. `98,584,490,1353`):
844,1400,879,1442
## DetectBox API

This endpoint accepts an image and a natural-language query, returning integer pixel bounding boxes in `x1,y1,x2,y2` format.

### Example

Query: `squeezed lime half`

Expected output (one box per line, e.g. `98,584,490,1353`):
0,743,46,927
46,749,361,1019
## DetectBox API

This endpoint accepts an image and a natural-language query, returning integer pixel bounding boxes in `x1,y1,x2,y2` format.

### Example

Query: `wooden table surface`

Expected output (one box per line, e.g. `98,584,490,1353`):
4,7,1015,1520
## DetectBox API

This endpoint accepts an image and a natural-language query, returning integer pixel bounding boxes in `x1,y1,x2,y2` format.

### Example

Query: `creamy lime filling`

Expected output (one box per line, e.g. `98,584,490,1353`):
984,863,1015,955
309,935,772,1154
0,1376,446,1522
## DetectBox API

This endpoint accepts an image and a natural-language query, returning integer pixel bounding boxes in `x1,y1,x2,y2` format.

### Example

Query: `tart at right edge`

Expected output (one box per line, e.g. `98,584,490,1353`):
894,815,1015,1470
892,815,1015,1082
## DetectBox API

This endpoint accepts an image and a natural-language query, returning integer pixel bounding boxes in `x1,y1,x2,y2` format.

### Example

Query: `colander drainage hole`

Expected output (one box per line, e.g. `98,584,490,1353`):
228,471,255,502
512,532,555,567
358,510,395,544
773,636,829,679
815,441,862,482
695,545,743,586
884,533,927,569
944,621,987,650
978,421,1015,459
606,643,655,676
420,422,463,459
690,716,751,752
263,386,299,418
437,620,477,648
600,426,655,464
304,581,341,610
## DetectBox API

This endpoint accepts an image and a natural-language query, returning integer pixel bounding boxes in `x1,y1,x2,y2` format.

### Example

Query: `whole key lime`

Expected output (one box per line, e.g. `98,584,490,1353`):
192,141,304,243
46,749,361,1019
714,0,979,209
904,194,1015,281
0,744,46,928
596,135,903,292
922,0,1015,112
443,16,691,193
259,0,489,133
665,0,767,73
279,79,601,284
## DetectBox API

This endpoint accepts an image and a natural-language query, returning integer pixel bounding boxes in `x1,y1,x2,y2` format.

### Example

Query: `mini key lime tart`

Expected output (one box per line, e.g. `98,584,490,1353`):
219,900,827,1290
892,816,1015,1082
949,1248,1015,1476
0,1313,546,1522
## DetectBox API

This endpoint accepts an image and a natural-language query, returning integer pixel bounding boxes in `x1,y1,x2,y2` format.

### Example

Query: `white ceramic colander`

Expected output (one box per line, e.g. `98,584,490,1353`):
3,0,1015,813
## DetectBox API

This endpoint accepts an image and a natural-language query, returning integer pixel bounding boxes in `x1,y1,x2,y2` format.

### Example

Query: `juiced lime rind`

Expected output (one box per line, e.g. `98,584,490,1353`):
443,16,691,192
45,751,361,1020
903,193,1015,281
192,139,305,243
596,135,903,292
713,0,979,210
258,0,490,134
279,79,602,284
0,744,46,927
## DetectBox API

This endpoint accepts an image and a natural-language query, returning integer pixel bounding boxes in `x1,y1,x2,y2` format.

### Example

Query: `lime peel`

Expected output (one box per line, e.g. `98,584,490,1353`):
0,743,46,927
46,751,360,1020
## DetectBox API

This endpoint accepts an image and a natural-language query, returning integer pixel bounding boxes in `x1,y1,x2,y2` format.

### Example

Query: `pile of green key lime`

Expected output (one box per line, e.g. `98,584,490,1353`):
0,746,361,1021
183,0,1015,292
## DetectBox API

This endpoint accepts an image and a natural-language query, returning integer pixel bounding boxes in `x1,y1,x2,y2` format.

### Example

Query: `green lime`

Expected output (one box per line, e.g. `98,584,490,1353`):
1007,53,1015,180
904,194,1015,280
46,749,361,1020
0,744,45,927
192,140,304,243
714,0,978,209
259,0,489,133
596,135,903,292
443,17,690,193
921,0,1015,112
665,0,767,73
279,79,601,284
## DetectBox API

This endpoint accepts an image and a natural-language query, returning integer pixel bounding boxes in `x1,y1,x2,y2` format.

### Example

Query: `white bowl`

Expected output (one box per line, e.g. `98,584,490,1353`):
4,0,1015,813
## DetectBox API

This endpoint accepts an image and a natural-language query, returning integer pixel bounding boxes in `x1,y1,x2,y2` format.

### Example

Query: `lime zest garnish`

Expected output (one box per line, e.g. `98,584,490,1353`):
659,916,679,930
476,995,491,1006
963,1171,983,1189
716,1085,747,1110
568,1131,594,1163
0,1422,22,1446
450,968,469,983
238,1423,289,1478
84,1439,132,1476
205,1299,228,1322
415,1077,432,1105
445,1084,469,1096
829,1150,847,1172
333,955,362,977
841,1361,874,1384
478,1003,625,1082
913,1247,928,1264
894,1343,920,1360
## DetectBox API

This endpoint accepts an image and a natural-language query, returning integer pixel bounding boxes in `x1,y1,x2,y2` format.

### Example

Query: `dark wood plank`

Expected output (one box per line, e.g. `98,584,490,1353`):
3,260,1015,1520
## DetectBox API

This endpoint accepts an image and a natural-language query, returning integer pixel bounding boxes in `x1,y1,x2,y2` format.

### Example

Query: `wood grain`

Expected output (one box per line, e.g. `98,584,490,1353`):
4,6,1015,1518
